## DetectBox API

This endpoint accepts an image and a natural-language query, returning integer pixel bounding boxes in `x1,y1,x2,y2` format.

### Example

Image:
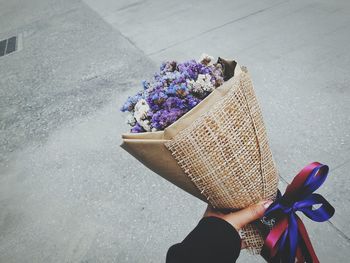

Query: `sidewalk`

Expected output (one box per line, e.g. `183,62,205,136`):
1,0,349,262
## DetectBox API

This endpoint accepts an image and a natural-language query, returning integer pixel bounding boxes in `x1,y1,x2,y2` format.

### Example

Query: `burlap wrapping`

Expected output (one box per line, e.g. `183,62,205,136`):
121,65,279,254
164,69,278,252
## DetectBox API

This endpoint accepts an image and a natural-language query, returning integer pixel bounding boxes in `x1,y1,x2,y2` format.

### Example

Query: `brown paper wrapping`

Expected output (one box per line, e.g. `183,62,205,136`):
120,64,279,253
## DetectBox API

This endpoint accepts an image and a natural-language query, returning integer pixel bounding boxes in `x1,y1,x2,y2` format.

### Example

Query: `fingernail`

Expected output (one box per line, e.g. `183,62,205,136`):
263,200,273,209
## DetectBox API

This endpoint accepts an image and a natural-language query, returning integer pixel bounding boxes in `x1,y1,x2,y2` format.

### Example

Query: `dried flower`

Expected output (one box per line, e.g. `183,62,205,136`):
121,55,224,132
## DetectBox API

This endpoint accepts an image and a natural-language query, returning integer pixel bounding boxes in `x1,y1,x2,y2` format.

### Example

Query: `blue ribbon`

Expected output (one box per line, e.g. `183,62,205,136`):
262,162,335,263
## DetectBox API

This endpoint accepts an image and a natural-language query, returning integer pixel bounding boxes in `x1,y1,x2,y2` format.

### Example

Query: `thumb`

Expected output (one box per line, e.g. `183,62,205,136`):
225,200,273,230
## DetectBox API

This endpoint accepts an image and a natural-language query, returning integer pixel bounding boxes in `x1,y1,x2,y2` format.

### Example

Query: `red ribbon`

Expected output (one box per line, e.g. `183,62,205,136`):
261,162,335,263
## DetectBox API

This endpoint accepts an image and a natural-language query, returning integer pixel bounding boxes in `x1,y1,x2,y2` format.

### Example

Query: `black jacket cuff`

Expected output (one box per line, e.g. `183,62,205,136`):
166,216,241,263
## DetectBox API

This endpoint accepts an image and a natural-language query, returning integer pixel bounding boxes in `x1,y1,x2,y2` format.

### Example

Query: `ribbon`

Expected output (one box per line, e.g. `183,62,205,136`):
261,162,335,263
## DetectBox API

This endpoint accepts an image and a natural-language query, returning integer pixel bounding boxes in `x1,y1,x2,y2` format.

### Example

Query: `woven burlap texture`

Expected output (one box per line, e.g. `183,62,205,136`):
164,69,279,253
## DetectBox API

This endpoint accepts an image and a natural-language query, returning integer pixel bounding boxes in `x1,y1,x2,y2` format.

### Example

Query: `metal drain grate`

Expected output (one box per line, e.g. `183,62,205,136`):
0,36,18,57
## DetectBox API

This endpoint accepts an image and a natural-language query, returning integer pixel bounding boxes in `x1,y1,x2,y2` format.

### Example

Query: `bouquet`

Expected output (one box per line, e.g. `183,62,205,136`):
120,55,334,262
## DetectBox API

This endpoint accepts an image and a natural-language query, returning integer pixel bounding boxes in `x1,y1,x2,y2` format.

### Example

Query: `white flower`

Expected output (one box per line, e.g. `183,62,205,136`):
187,74,214,94
187,79,202,94
134,99,150,121
126,113,136,126
134,99,151,131
199,53,215,66
198,74,214,92
138,119,151,131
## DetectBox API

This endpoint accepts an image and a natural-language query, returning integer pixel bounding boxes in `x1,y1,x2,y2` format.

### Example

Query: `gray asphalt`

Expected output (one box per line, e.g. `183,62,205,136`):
1,0,350,262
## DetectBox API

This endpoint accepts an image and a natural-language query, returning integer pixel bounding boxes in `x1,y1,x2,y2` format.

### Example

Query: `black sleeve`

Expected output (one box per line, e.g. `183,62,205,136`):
166,216,241,263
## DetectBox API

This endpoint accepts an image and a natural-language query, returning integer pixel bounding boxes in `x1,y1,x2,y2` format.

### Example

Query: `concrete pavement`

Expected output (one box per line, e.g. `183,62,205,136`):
1,0,350,262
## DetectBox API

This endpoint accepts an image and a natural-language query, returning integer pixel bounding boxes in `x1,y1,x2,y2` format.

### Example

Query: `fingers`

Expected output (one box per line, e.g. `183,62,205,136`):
224,200,273,230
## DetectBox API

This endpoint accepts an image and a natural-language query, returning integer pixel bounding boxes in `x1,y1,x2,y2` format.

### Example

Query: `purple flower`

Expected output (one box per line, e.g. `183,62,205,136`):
164,97,186,110
187,95,201,109
165,83,188,98
147,89,168,111
151,108,184,130
131,122,145,133
121,55,224,132
120,92,144,112
160,61,177,73
142,80,150,90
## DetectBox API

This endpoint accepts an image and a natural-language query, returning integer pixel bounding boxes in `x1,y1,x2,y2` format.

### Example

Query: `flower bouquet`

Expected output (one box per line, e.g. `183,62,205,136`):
120,54,278,252
120,55,334,262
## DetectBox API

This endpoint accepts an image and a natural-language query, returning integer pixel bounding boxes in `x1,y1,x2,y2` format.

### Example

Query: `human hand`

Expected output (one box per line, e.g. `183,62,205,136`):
203,200,273,248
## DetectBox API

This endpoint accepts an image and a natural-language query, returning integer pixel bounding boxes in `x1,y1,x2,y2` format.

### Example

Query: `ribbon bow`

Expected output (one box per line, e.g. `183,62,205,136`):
261,162,335,263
